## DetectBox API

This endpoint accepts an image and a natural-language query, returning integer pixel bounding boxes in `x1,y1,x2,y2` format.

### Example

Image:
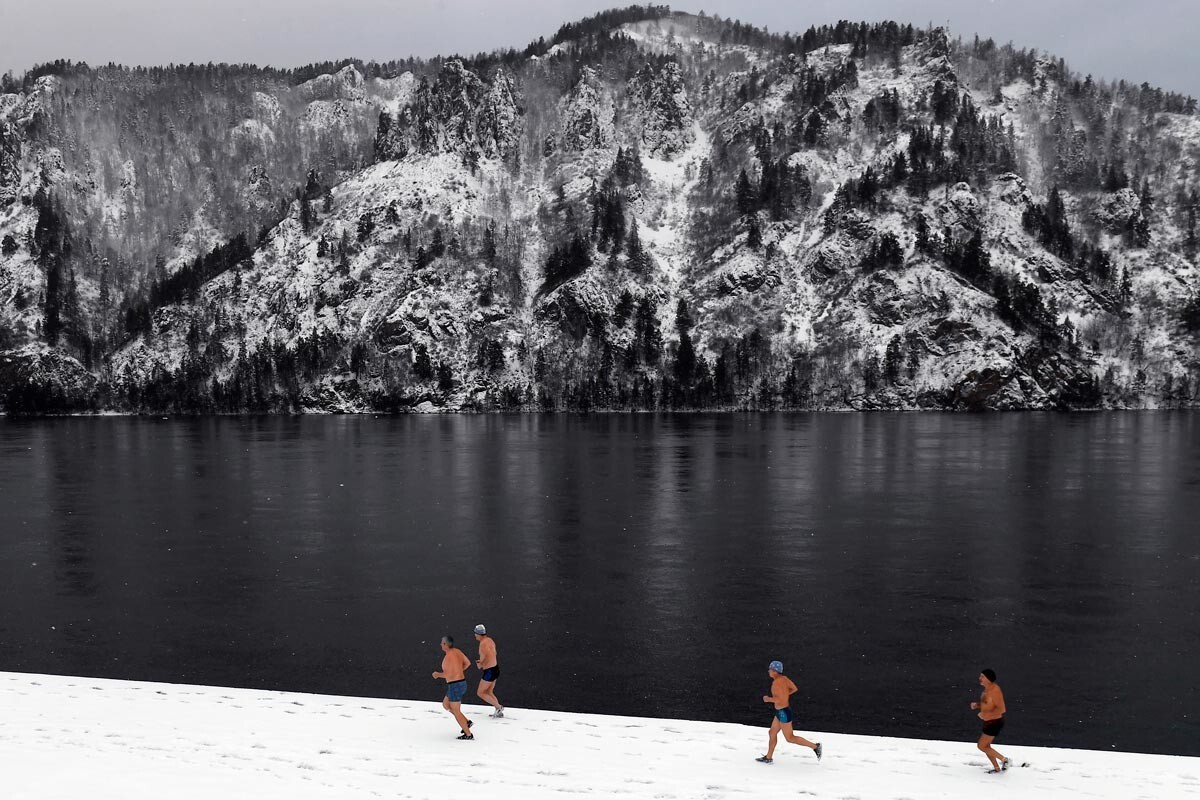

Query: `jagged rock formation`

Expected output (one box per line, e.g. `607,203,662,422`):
556,68,615,154
374,61,522,163
1,9,1199,413
628,59,694,158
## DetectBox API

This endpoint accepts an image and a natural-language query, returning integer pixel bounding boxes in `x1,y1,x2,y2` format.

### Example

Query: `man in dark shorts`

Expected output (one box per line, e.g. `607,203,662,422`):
756,660,822,764
971,668,1011,772
473,624,504,718
432,635,473,739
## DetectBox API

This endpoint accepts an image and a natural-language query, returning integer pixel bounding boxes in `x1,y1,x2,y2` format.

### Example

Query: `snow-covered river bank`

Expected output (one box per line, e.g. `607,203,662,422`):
3,671,1196,799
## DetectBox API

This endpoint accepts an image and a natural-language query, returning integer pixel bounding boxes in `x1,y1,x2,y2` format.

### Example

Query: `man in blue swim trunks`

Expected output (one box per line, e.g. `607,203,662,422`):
432,635,473,739
757,660,822,764
473,624,504,718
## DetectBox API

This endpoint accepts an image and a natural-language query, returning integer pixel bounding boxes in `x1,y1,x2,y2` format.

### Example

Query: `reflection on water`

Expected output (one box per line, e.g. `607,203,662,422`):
0,413,1197,755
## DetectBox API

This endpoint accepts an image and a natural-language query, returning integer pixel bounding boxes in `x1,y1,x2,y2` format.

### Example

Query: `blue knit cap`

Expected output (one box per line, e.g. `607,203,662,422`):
769,660,784,674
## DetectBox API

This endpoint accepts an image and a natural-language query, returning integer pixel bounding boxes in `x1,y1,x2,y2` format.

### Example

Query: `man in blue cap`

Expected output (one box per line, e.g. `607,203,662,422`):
473,623,504,718
756,660,822,764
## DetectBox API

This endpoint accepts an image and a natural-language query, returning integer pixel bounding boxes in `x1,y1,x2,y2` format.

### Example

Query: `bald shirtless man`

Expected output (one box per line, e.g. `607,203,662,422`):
971,668,1011,773
432,635,474,739
473,624,504,718
756,660,822,764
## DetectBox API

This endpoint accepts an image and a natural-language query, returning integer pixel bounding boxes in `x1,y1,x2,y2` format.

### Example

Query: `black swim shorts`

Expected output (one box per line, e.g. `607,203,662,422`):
981,717,1005,738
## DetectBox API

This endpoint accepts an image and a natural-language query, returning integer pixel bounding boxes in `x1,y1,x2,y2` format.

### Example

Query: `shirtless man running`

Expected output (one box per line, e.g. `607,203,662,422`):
971,668,1010,772
473,624,504,718
756,660,822,764
432,635,473,739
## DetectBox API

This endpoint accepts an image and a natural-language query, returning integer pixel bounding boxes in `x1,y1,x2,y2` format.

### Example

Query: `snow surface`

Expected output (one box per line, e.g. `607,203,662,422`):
3,671,1198,800
639,122,710,288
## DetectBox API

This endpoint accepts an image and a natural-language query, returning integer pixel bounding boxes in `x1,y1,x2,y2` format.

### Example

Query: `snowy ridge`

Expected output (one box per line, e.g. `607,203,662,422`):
3,672,1198,799
2,11,1199,411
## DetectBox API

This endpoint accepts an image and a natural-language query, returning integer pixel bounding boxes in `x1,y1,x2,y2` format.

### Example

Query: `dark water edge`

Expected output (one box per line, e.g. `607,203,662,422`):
1,412,1197,756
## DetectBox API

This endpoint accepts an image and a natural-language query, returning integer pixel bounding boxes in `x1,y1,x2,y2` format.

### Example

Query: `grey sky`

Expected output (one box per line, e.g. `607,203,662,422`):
2,1,1197,99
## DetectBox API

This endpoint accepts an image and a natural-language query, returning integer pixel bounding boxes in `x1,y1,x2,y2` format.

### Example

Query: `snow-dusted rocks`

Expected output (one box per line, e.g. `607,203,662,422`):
556,67,615,154
628,59,695,158
2,11,1199,412
937,183,983,232
0,119,21,205
1092,188,1143,233
374,61,522,163
299,64,367,103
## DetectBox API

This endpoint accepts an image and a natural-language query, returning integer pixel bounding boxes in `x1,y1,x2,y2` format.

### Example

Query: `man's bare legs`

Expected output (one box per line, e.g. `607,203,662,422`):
782,722,818,752
477,679,501,713
765,719,819,760
977,733,1008,771
443,696,471,735
765,717,781,759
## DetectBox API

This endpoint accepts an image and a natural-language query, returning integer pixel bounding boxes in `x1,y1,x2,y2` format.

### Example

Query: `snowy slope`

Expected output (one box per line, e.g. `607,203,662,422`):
3,11,1200,412
3,672,1197,800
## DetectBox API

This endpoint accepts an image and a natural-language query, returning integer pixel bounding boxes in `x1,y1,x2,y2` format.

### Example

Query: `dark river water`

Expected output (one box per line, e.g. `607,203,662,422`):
1,413,1198,756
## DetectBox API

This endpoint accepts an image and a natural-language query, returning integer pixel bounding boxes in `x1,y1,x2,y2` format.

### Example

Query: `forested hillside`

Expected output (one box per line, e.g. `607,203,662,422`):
2,5,1198,412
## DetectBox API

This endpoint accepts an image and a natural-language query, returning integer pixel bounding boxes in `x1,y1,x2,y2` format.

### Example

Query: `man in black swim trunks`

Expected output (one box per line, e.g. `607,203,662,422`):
971,668,1010,772
473,624,504,718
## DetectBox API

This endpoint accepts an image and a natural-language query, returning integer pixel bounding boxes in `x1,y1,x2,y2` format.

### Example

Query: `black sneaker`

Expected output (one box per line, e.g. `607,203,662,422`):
815,743,823,761
755,755,773,764
467,720,474,729
1001,758,1010,771
457,732,474,740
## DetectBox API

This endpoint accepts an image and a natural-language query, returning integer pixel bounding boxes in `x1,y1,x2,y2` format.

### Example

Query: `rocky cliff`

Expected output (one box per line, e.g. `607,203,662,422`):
1,9,1198,412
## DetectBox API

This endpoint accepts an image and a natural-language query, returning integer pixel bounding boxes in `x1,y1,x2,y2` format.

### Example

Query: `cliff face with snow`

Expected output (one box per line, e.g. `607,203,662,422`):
1,10,1199,412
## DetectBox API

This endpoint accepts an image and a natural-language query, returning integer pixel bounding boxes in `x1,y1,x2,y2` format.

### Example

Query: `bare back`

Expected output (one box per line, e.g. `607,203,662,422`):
441,647,470,682
477,637,498,670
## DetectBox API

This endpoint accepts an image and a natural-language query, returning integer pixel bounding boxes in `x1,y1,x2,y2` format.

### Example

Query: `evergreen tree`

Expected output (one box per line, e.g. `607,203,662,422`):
884,335,905,383
915,214,931,253
735,169,756,216
413,343,434,380
672,299,696,400
1185,205,1197,257
300,195,314,233
43,257,62,345
747,216,763,250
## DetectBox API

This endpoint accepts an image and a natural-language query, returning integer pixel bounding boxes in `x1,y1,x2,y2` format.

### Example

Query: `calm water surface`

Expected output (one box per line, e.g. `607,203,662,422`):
0,413,1197,755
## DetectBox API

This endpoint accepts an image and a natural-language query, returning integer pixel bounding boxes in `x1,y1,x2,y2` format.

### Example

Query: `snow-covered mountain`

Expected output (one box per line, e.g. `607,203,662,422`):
2,7,1199,412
